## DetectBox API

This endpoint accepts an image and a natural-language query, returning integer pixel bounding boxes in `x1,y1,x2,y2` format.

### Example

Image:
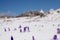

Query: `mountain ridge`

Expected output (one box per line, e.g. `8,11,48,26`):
0,8,60,18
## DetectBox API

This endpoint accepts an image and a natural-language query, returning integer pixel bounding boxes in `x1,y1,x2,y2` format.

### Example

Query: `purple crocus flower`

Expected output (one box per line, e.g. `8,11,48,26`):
57,28,60,34
32,36,35,40
24,26,30,32
53,35,57,40
11,36,14,40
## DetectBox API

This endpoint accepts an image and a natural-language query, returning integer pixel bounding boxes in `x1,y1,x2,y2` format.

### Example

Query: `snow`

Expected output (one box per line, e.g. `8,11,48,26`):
40,10,44,13
0,9,60,40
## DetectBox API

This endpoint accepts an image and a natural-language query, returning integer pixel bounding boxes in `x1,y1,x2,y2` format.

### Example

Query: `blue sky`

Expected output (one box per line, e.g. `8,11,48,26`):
0,0,60,16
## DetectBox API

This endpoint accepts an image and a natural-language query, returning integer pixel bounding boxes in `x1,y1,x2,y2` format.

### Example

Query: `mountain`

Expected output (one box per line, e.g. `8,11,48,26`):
16,10,46,17
0,8,60,40
0,8,60,18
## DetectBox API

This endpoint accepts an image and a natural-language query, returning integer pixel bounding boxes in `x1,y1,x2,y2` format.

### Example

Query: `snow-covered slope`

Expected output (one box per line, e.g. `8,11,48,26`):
0,9,60,40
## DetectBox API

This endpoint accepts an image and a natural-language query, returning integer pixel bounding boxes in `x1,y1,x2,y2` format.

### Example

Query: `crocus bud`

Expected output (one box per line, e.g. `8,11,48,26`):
53,35,57,40
57,28,60,34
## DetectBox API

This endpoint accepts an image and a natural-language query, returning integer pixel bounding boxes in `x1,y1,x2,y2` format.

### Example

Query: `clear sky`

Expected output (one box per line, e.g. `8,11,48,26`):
0,0,60,16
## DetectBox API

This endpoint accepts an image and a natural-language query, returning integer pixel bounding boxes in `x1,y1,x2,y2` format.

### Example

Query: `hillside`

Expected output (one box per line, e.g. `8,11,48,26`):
0,8,60,40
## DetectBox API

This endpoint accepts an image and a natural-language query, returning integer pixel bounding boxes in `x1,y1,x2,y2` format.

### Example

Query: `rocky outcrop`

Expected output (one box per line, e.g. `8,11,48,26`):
0,8,60,18
16,11,46,17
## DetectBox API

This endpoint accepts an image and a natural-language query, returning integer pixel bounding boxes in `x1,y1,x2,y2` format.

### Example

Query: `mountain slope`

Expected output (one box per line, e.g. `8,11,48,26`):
0,8,60,40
